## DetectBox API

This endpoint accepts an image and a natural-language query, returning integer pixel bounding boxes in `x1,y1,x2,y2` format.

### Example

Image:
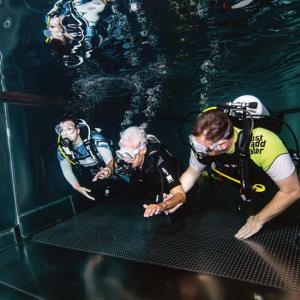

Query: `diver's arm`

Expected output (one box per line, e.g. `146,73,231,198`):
235,170,300,239
106,158,114,170
160,185,186,211
95,141,113,166
92,137,114,180
180,165,203,193
60,159,80,188
60,159,95,200
92,158,114,181
143,185,186,217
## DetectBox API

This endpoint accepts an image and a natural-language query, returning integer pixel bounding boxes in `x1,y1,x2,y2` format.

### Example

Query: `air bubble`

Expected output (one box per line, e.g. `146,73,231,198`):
3,17,12,29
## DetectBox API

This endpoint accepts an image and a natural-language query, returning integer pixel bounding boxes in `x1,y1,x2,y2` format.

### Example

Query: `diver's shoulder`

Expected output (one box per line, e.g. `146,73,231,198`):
91,130,107,142
146,134,161,145
252,127,279,138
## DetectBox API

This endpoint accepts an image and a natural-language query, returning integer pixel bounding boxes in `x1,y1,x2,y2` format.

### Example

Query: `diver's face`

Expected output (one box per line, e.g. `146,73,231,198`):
59,121,80,142
192,134,229,157
117,143,146,169
49,17,65,39
131,147,146,168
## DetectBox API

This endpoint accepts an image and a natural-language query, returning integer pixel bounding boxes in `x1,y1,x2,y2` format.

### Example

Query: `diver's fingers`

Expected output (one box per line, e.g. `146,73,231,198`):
86,194,96,201
79,188,95,201
235,216,263,239
144,205,162,217
92,169,103,181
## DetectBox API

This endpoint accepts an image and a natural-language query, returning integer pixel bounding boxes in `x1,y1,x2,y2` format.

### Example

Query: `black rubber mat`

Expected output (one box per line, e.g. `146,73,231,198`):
32,200,300,291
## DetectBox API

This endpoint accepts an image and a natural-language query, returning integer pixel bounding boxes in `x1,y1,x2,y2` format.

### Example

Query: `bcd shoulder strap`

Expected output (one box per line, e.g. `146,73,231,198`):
83,135,105,166
237,124,252,202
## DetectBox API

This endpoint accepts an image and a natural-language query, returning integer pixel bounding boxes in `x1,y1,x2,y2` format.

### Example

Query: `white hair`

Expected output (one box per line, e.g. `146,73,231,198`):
119,124,147,148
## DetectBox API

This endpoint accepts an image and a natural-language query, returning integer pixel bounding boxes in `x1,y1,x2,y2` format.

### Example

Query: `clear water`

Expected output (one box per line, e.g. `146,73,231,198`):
1,0,300,125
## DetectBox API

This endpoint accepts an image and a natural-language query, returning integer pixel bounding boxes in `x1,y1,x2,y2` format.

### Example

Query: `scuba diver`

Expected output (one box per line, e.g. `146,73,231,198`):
56,115,114,200
97,124,186,217
44,0,108,67
180,95,300,239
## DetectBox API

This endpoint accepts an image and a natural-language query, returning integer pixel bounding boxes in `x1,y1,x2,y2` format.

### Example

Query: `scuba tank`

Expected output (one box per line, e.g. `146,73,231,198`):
231,95,270,117
223,95,299,172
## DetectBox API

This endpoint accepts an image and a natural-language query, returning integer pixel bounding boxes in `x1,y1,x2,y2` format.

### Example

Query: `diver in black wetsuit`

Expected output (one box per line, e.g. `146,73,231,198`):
97,124,186,217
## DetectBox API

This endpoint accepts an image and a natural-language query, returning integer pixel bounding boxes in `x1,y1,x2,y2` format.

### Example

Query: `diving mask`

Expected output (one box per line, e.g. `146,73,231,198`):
189,135,223,156
116,145,144,162
55,124,76,136
43,29,52,38
189,125,232,157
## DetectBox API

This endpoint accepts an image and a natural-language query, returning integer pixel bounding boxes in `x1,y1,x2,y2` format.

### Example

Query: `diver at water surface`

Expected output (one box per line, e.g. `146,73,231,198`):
44,0,109,67
49,0,169,128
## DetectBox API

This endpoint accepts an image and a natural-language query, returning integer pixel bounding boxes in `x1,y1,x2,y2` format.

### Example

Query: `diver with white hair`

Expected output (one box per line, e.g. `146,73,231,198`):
98,124,186,217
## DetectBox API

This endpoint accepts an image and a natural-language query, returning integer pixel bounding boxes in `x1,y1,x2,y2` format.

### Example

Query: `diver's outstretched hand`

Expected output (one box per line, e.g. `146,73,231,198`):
92,167,112,181
234,215,263,239
74,186,95,201
143,204,164,218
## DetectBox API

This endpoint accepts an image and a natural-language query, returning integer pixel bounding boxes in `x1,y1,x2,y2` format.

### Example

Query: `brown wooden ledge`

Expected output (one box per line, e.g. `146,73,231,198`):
0,92,67,107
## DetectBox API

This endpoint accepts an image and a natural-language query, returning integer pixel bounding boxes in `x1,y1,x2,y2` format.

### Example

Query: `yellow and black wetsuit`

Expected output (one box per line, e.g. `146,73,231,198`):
190,127,295,201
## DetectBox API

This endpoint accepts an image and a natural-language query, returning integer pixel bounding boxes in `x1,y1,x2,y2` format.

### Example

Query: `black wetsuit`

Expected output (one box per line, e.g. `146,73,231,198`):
130,135,181,203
